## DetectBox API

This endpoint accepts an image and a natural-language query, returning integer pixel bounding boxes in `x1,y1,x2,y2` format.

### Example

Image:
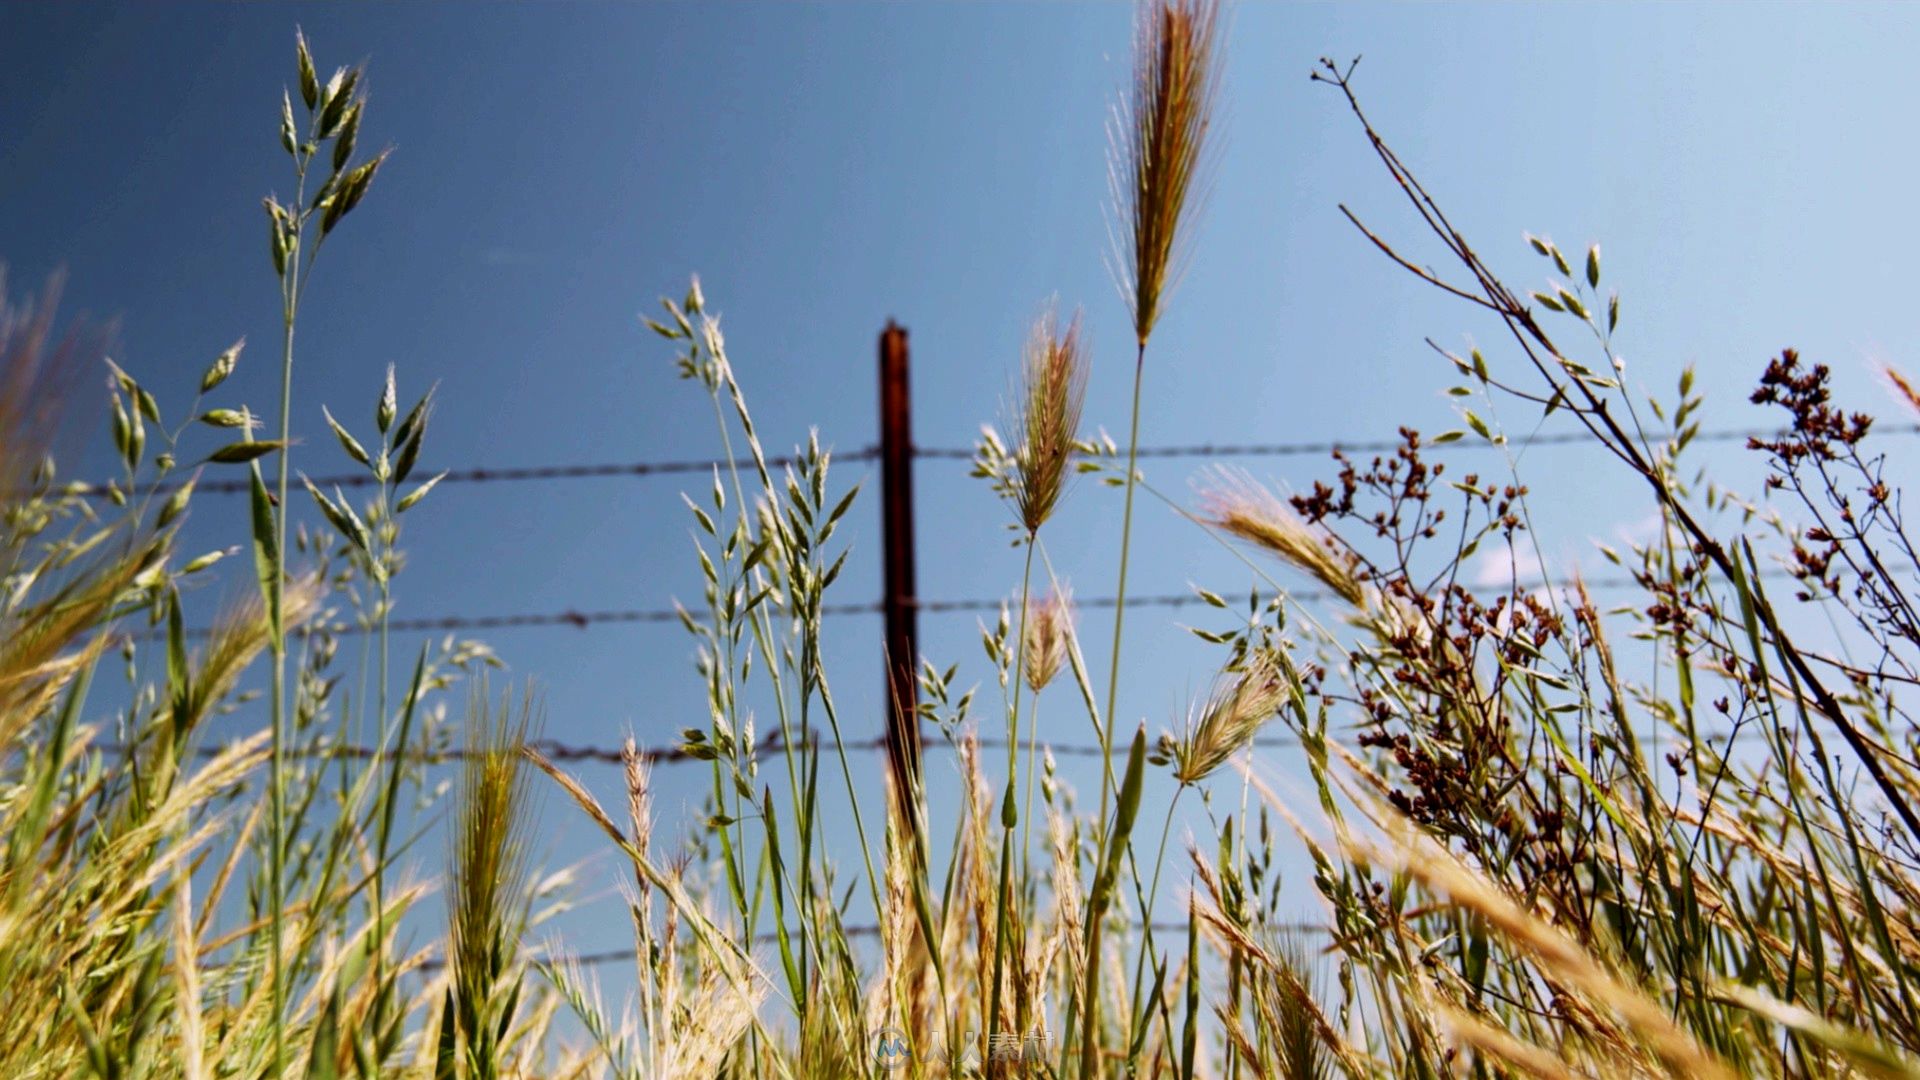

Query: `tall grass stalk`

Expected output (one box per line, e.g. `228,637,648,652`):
259,35,385,1073
987,538,1037,1056
1093,2,1220,1064
447,685,538,1080
1018,581,1071,878
263,85,306,1080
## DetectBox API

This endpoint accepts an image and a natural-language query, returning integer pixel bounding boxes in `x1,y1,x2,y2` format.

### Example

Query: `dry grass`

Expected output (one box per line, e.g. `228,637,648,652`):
5,9,1920,1080
1014,308,1090,535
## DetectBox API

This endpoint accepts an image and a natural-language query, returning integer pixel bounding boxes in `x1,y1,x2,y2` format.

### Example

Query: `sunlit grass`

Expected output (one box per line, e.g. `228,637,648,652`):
4,10,1919,1080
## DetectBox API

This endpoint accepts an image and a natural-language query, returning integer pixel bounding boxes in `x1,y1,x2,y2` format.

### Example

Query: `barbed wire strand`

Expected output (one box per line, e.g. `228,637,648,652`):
70,449,874,498
415,918,1331,972
66,422,1918,498
914,422,1920,461
169,711,1754,768
174,568,1765,640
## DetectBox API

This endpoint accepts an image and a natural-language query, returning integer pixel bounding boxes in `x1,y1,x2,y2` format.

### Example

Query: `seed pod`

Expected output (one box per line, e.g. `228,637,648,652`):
393,420,425,485
157,477,195,529
296,31,319,110
332,99,361,173
126,402,145,470
321,153,385,235
322,405,371,468
392,385,432,451
396,470,446,514
281,90,298,155
377,365,396,433
182,550,226,575
207,440,285,465
318,68,357,137
109,394,128,458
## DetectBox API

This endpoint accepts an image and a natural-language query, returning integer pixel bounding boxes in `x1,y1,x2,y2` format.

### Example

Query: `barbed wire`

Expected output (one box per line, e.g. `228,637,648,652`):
914,422,1920,461
109,420,1819,768
66,450,871,499
171,730,1273,767
69,422,1917,499
414,919,1331,972
174,710,1753,768
173,567,1784,640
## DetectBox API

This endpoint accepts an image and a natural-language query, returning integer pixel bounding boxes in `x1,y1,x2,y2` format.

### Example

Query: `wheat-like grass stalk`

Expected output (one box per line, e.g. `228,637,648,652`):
1113,0,1222,348
1193,466,1364,607
1883,364,1920,418
1098,9,1224,979
1015,307,1090,534
259,34,387,1074
1018,583,1076,885
448,684,539,1080
1170,649,1287,786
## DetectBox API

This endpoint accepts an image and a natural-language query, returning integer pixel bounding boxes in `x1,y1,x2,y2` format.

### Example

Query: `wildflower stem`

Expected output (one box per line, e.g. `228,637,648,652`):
265,144,311,1080
704,385,812,971
368,473,392,1079
809,643,886,937
988,537,1037,1060
1018,694,1042,888
1128,785,1184,1047
1100,341,1148,829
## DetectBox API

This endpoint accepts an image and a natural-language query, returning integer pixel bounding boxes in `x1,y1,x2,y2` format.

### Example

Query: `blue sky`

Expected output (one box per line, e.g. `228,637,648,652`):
7,0,1920,993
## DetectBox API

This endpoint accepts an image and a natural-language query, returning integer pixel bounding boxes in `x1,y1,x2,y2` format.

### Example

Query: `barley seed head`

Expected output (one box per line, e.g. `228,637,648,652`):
1882,363,1920,418
1195,466,1363,607
1171,649,1286,784
1023,583,1075,693
1113,0,1223,346
1014,307,1089,533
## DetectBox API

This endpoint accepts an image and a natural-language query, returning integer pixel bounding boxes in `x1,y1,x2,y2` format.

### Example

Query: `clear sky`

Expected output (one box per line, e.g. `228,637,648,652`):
7,0,1920,995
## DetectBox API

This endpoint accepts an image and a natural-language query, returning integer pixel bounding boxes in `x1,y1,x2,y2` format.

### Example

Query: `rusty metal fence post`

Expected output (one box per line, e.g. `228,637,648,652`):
878,321,921,824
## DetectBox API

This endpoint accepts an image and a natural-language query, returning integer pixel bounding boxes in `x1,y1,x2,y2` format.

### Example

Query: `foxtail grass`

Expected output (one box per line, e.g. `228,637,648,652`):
446,685,539,1080
1015,307,1090,535
990,305,1092,1062
1091,4,1222,1068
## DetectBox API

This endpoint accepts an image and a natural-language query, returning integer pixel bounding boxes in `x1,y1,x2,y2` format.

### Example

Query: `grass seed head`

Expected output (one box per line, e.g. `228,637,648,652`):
1014,307,1089,532
1171,649,1286,784
1023,583,1075,693
1881,363,1920,418
1195,466,1363,607
450,683,542,1076
1114,0,1222,346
